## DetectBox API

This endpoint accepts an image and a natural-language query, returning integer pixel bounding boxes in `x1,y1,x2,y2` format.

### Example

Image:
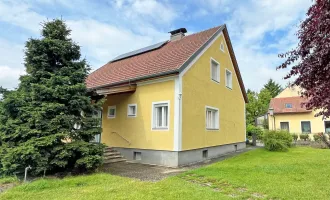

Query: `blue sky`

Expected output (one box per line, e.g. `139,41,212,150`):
0,0,312,91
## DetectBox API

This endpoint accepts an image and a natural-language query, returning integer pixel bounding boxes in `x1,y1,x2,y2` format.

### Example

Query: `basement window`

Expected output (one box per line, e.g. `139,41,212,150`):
134,152,142,160
127,104,137,117
108,106,116,118
202,150,208,158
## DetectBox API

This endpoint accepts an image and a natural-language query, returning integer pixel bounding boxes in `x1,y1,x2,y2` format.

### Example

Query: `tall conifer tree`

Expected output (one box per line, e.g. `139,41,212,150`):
0,19,104,175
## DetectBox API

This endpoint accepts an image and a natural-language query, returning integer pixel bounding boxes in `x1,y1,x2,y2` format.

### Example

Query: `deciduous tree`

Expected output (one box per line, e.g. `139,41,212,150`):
278,0,330,118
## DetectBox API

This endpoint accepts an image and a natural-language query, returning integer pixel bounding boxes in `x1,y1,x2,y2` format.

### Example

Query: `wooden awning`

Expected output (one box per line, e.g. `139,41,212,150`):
95,84,136,95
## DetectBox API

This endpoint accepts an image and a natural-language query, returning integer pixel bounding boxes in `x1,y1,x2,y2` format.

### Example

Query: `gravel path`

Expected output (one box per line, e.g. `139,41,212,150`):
101,146,257,182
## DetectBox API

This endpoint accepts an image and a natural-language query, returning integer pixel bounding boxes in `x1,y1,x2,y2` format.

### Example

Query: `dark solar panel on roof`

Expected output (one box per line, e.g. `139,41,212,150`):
110,41,168,63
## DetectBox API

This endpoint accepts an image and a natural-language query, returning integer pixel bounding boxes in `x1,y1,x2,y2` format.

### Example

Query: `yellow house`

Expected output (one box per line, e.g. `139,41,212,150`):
86,25,248,167
268,86,330,136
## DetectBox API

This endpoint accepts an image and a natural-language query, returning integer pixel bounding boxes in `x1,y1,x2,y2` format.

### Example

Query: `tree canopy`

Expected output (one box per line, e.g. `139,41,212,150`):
278,0,330,118
263,79,282,98
0,19,104,175
246,89,272,126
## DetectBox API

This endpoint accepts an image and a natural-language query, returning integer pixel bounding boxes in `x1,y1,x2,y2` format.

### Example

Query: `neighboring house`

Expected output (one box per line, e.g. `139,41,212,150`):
268,86,330,135
86,25,248,167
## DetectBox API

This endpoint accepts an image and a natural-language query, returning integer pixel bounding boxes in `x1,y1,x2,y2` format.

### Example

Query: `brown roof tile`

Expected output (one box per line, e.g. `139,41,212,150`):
86,26,221,89
86,25,248,103
270,96,311,114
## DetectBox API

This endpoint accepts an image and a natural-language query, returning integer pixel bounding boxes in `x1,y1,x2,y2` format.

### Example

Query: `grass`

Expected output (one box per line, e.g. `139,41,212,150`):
0,176,19,185
1,147,330,200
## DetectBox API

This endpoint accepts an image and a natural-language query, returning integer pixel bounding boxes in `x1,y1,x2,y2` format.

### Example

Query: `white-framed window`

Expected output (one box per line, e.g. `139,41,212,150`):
210,58,220,83
152,101,170,130
107,105,116,118
225,69,233,89
280,122,290,131
205,106,219,130
127,104,137,117
301,121,311,133
220,42,225,52
285,103,292,108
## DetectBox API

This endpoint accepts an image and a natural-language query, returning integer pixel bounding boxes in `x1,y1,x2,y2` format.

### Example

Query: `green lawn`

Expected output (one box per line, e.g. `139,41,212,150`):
1,147,330,200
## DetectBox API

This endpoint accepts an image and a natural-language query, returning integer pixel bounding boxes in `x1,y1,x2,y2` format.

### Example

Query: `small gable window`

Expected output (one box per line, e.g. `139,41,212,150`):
220,42,225,52
225,69,233,89
210,58,220,83
108,106,116,118
285,103,292,108
127,104,137,117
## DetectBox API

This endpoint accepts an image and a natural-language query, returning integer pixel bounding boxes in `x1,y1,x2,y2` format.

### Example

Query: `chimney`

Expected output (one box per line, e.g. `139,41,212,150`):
169,28,187,41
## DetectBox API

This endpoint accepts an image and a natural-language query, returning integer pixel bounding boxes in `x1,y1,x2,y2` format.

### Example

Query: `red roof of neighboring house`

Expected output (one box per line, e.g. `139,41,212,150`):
270,96,311,114
86,25,248,102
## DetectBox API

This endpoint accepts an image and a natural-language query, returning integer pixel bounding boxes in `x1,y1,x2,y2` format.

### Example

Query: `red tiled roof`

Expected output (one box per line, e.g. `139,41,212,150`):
86,26,221,89
270,96,311,114
86,25,248,102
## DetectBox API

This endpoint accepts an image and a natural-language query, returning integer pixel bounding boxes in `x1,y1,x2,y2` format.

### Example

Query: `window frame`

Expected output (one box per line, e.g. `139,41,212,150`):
280,121,290,132
127,103,137,117
210,58,220,83
285,103,293,108
301,121,312,134
220,41,225,52
325,121,330,133
107,105,116,119
225,68,233,89
151,101,170,131
205,106,220,130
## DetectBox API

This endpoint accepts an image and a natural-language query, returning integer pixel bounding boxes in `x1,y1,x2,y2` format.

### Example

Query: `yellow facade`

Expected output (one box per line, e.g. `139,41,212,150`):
269,112,327,134
101,80,175,151
100,31,246,152
181,33,246,150
269,87,329,136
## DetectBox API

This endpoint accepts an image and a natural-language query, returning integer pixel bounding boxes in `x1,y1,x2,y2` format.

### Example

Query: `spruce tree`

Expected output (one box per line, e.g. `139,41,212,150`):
263,79,282,98
0,19,104,175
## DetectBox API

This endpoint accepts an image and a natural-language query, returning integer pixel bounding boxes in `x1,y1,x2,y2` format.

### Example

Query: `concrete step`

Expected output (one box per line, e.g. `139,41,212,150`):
104,158,127,164
104,148,116,153
104,151,121,156
104,155,123,159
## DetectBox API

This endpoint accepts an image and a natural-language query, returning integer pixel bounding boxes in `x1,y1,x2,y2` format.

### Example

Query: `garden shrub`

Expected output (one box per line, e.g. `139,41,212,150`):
246,124,264,140
300,134,310,141
313,134,321,142
292,134,298,141
262,130,292,151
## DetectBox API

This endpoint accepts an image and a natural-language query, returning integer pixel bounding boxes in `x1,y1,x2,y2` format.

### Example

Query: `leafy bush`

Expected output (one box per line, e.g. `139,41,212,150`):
262,130,292,151
292,134,298,141
246,124,264,140
313,134,321,142
300,134,310,141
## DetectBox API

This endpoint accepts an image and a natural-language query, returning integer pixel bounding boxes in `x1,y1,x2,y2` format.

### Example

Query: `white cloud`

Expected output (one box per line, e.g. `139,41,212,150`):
0,1,44,33
112,0,178,24
225,0,312,91
67,19,168,70
0,66,25,89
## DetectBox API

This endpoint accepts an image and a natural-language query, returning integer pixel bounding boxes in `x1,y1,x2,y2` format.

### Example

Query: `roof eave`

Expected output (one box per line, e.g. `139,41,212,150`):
87,70,179,91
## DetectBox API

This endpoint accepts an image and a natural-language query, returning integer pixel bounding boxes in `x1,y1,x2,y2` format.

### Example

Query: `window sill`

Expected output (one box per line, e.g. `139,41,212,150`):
226,86,232,90
127,115,137,118
211,79,220,84
152,127,169,131
108,116,116,119
206,128,219,131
